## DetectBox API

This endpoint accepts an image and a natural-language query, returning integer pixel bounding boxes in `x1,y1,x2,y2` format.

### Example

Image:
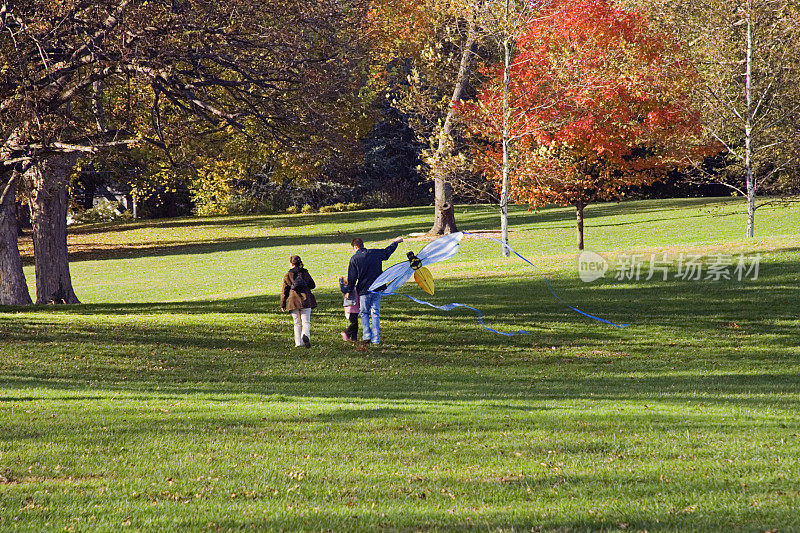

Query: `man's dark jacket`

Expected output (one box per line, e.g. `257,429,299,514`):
346,242,399,295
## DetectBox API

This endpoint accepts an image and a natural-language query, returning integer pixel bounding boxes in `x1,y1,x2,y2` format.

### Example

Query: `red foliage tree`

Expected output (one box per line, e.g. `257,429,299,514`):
463,0,707,249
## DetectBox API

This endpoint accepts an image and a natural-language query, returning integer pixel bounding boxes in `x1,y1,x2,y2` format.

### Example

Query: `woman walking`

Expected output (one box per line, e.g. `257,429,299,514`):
280,255,317,348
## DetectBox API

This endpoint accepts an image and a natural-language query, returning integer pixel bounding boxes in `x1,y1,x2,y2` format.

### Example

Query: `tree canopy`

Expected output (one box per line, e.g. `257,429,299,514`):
462,0,707,249
0,0,370,304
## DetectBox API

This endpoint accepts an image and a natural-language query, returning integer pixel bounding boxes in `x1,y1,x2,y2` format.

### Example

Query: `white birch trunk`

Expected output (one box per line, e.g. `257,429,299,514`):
500,32,511,257
745,4,755,239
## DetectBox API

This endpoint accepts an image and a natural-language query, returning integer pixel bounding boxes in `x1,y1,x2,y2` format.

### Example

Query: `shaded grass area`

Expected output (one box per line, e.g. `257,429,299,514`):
2,198,800,531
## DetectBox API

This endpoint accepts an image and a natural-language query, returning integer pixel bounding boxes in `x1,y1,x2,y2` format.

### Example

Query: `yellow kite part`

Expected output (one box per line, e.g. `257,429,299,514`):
413,267,434,295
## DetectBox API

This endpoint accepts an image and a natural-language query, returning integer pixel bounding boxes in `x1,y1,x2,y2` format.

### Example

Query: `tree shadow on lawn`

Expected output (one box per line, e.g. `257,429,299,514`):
6,253,799,336
453,197,736,225
429,473,798,531
64,215,268,235
56,198,741,264
462,196,739,230
19,243,800,320
60,221,427,264
2,255,797,405
160,467,799,531
65,206,439,236
206,509,798,533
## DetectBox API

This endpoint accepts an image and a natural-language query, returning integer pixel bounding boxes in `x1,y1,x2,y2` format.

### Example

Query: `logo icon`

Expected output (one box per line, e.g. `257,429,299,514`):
578,250,608,282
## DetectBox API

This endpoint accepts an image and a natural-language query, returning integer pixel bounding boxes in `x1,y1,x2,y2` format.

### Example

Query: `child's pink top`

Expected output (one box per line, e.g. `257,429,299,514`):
344,288,359,314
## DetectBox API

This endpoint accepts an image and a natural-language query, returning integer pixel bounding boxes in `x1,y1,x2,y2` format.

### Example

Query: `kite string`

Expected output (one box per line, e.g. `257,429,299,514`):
401,237,412,255
461,231,628,328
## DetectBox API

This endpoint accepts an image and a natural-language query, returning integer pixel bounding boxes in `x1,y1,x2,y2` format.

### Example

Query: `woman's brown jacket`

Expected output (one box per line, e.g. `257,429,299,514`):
281,267,317,311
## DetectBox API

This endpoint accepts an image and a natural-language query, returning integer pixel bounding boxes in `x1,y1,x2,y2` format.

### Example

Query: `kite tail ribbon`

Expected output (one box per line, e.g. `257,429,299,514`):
387,291,530,337
462,231,628,329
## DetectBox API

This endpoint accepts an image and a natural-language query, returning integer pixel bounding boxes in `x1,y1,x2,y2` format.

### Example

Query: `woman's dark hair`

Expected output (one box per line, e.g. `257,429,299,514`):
351,238,364,248
290,255,303,268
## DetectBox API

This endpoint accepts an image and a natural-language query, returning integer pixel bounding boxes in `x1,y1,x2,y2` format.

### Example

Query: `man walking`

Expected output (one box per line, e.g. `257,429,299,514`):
345,236,404,345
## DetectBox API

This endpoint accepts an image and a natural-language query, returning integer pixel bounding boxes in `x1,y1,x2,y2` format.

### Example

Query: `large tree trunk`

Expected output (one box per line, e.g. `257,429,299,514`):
0,172,33,305
576,203,585,251
431,178,457,235
428,23,477,235
24,153,80,304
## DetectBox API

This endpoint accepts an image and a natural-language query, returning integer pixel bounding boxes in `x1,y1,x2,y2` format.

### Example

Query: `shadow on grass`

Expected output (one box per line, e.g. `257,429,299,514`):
451,197,738,229
164,466,799,532
60,221,426,264
1,253,797,407
205,512,798,533
10,244,800,319
64,205,444,237
52,198,742,264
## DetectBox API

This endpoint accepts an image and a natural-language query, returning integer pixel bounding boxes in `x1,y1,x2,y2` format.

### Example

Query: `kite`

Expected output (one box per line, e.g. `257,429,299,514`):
369,232,463,295
368,231,628,335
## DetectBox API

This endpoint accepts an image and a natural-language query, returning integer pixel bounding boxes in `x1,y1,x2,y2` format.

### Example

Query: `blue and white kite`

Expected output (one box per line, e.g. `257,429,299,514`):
368,231,627,335
369,232,463,295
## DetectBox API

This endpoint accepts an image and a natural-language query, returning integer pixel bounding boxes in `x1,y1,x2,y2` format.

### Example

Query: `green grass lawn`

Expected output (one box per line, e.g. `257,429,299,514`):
2,197,799,531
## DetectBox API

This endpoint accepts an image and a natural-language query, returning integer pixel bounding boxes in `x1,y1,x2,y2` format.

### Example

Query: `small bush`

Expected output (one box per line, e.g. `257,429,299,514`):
285,206,299,214
195,194,271,216
301,204,314,214
194,199,226,217
70,200,133,224
318,202,366,213
225,195,267,215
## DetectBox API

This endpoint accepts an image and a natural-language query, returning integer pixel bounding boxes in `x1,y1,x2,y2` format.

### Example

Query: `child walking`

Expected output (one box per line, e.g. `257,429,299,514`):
338,276,359,341
281,255,317,348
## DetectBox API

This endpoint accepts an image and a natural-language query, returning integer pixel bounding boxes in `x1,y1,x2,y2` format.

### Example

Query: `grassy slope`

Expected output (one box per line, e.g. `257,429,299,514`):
1,197,799,532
